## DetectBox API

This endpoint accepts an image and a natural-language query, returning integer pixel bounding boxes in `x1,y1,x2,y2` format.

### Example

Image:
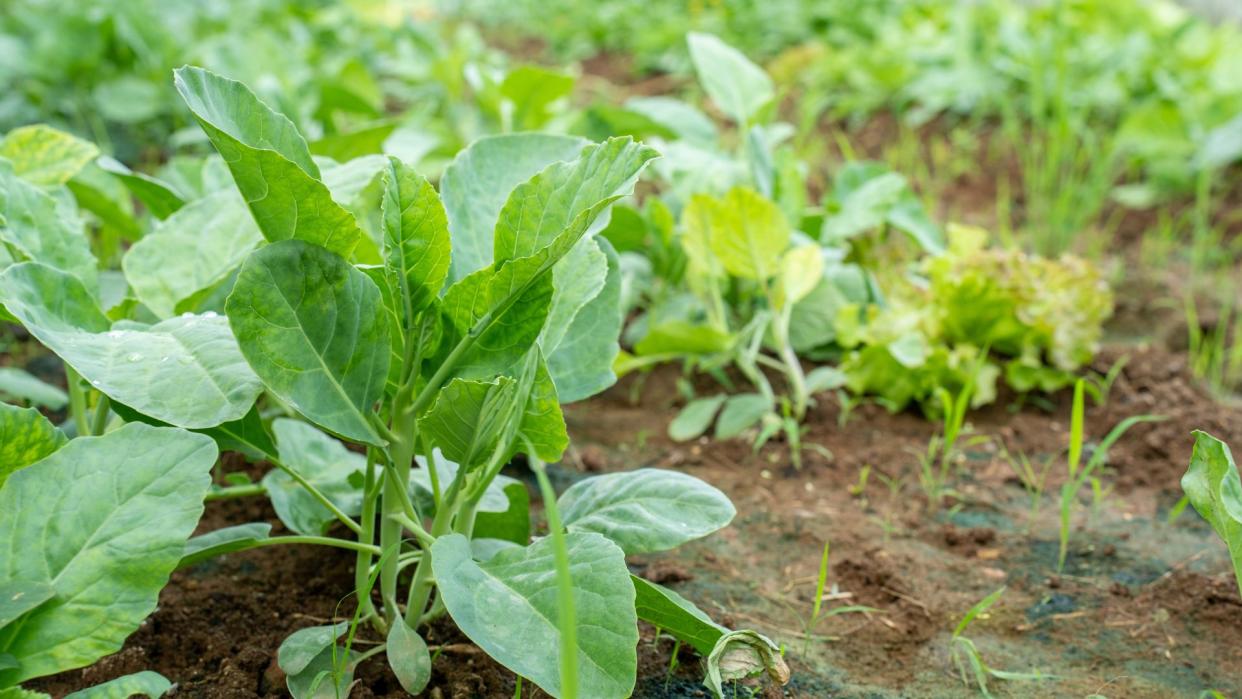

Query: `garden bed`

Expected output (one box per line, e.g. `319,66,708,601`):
27,345,1242,698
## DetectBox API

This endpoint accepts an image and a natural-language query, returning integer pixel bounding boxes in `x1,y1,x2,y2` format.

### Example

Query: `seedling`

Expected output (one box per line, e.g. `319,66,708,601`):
949,587,1046,697
1057,380,1161,572
1181,431,1242,597
800,541,879,654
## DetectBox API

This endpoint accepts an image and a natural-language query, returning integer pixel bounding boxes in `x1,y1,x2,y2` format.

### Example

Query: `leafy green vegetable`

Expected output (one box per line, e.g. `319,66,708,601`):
62,671,172,699
0,403,66,490
0,125,98,186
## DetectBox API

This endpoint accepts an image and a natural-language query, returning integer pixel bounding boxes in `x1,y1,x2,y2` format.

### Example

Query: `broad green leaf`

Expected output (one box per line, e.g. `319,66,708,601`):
0,581,54,630
669,395,727,441
0,403,66,489
0,263,262,429
1182,431,1242,596
441,261,554,377
266,419,365,536
380,157,451,317
715,393,771,439
98,157,185,219
516,350,569,462
418,377,519,468
821,162,944,253
806,366,848,393
0,125,98,186
0,367,67,409
0,424,216,684
432,532,637,699
278,622,349,677
473,481,533,545
684,188,789,282
174,67,360,258
560,469,736,555
63,671,172,699
632,576,725,655
0,688,50,698
686,32,774,125
493,137,658,266
542,237,623,402
180,523,272,569
386,620,431,695
440,133,586,282
122,189,263,318
226,240,389,444
0,160,97,290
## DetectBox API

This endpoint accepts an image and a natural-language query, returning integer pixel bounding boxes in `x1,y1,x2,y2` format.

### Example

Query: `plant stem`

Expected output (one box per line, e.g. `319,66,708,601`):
531,455,578,699
275,457,363,535
405,477,466,626
204,483,266,501
380,412,417,625
253,536,382,555
64,365,89,437
356,449,380,625
90,394,111,435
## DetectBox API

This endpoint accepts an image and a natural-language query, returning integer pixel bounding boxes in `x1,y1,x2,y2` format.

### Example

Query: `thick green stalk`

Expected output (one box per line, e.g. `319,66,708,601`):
355,450,380,625
404,475,467,626
90,395,111,436
64,365,89,437
379,407,418,624
204,483,266,501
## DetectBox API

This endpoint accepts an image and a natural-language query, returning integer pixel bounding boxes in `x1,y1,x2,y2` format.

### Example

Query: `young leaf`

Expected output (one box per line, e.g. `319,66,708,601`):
0,424,216,684
776,245,824,309
684,188,789,282
173,66,361,258
492,137,659,265
0,402,66,489
278,622,350,677
380,157,451,321
0,160,98,290
669,394,727,441
441,262,555,377
686,32,774,125
1182,431,1242,596
97,156,185,219
62,671,172,699
714,393,772,439
266,419,365,535
0,124,98,186
285,646,358,699
440,134,587,282
0,263,262,429
386,619,432,695
226,240,390,444
418,377,519,468
559,469,736,555
432,532,638,699
122,189,262,318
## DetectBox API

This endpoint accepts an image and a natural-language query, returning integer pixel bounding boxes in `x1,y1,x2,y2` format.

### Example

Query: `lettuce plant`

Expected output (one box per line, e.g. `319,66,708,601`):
0,69,785,697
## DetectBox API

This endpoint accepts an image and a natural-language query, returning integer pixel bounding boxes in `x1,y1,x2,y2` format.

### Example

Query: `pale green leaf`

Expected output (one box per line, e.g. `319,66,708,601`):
440,133,586,282
684,188,789,282
441,260,554,377
776,245,824,309
432,532,637,699
418,377,519,468
542,237,623,402
669,395,726,441
0,403,66,490
560,469,735,555
0,368,66,410
174,66,361,258
286,646,357,699
63,671,172,699
0,581,54,630
266,419,365,535
226,240,390,444
686,32,774,125
386,620,431,695
122,189,262,318
715,393,771,439
0,125,98,186
278,622,349,677
98,156,185,219
0,424,216,684
180,523,272,569
0,263,262,429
